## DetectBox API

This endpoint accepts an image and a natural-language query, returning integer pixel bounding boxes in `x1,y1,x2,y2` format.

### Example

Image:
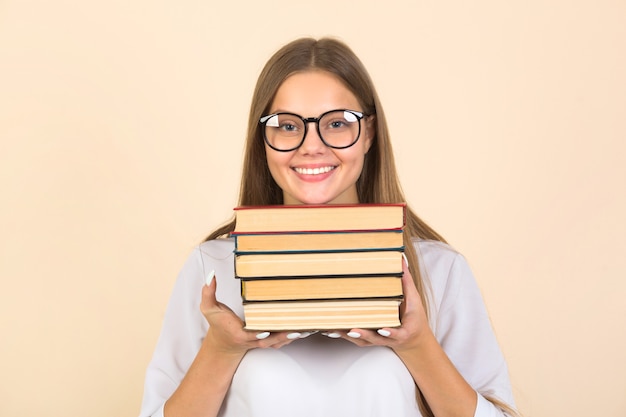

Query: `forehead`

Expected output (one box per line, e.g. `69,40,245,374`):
270,70,361,116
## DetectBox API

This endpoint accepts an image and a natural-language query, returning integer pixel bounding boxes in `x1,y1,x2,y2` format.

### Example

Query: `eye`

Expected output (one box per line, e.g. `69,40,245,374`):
279,122,299,132
322,111,358,131
273,114,304,135
329,119,347,129
324,116,352,131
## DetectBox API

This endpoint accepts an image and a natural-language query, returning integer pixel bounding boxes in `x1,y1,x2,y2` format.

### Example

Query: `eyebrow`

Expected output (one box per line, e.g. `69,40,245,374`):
269,109,303,115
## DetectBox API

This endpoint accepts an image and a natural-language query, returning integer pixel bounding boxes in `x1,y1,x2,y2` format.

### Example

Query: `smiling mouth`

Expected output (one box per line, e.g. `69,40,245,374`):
293,166,336,175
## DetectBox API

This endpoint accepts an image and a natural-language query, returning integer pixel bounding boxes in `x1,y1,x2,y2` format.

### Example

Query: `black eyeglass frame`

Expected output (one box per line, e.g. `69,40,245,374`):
259,109,367,152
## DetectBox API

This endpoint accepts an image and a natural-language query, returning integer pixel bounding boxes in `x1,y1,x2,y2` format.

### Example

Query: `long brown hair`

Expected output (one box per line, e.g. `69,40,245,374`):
206,36,443,309
205,37,518,417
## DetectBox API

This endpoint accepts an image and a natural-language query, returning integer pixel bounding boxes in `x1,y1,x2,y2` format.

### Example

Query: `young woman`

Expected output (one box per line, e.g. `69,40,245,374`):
139,37,519,417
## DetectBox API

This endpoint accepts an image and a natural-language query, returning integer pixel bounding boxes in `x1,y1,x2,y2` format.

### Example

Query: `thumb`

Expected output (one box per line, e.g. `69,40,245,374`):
201,270,218,312
399,260,419,316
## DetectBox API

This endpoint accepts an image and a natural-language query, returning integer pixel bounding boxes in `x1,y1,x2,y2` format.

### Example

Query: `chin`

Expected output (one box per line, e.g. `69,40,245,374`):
285,194,333,205
285,187,355,206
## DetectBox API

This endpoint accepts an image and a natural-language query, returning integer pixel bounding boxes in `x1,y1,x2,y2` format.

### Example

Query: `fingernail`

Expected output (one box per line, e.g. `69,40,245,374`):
205,270,215,286
286,332,302,340
377,329,391,337
298,332,315,339
255,332,270,340
325,332,341,338
347,331,361,338
402,253,409,267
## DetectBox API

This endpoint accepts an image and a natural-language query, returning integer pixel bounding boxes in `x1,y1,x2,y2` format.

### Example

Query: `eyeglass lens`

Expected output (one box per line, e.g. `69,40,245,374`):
264,110,361,151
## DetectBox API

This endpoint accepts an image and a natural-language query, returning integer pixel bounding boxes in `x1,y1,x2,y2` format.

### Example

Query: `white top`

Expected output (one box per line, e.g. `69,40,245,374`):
139,239,515,417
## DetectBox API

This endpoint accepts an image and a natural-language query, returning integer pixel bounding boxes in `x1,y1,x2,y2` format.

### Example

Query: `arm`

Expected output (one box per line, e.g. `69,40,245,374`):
388,265,478,417
164,278,293,417
340,254,516,417
343,262,477,417
139,248,296,417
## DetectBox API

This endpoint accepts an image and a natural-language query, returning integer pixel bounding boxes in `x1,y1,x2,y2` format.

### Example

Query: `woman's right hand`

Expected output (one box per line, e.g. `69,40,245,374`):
165,271,304,417
200,272,302,356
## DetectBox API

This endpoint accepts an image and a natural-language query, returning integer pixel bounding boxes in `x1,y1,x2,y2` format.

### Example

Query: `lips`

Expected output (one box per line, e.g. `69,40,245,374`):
293,166,336,175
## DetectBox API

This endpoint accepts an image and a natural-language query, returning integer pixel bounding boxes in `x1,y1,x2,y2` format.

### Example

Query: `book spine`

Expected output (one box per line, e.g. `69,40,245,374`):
231,228,404,236
241,296,404,304
236,272,403,280
233,247,405,255
233,203,407,234
234,251,404,278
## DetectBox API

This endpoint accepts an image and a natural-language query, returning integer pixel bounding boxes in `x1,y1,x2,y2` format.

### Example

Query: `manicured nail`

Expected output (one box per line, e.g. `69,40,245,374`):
255,332,270,340
347,331,361,338
286,332,302,340
325,332,341,338
377,329,391,337
205,270,215,286
298,332,313,338
402,253,409,267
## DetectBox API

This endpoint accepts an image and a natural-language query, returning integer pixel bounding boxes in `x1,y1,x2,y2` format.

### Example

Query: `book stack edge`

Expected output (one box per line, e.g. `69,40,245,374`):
232,203,406,331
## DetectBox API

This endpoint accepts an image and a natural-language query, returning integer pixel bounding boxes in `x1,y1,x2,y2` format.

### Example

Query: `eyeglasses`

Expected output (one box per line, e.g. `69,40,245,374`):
259,109,366,152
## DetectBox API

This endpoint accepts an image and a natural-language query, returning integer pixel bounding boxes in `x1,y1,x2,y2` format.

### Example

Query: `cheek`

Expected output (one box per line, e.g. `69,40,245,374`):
265,149,291,180
343,145,369,169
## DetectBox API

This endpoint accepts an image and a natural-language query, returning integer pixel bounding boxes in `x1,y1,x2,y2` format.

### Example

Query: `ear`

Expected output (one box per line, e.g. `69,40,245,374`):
362,114,376,153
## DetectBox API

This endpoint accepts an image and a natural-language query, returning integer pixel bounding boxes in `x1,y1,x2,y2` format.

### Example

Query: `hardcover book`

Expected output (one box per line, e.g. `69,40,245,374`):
234,230,403,253
241,275,403,302
235,250,404,278
233,203,406,234
232,203,406,330
242,299,402,331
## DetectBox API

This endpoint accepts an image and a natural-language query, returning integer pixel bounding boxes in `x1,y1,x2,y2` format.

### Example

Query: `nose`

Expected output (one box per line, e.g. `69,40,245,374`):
299,121,326,153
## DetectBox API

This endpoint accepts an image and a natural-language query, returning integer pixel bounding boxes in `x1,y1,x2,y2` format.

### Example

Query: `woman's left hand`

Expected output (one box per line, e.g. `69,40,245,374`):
333,260,432,353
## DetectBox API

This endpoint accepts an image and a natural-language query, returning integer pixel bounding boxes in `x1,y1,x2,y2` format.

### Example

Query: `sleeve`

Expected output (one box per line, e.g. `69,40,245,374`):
434,253,516,417
138,248,209,417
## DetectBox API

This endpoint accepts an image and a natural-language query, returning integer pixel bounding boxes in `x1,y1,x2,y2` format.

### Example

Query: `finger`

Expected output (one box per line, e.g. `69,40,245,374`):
400,262,421,317
254,332,298,349
401,262,418,297
377,328,391,337
205,269,215,287
342,328,386,346
200,270,219,313
377,326,411,341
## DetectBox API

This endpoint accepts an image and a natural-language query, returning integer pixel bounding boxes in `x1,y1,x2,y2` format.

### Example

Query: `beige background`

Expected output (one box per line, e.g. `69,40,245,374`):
1,1,624,416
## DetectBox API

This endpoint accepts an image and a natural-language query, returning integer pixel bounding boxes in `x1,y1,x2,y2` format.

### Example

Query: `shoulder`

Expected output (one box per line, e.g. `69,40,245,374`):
413,239,463,272
174,238,235,282
413,239,470,291
168,238,236,300
198,237,236,260
412,239,480,326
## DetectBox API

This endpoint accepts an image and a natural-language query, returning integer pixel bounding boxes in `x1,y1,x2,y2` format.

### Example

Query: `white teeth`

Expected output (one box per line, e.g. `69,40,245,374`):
294,166,335,175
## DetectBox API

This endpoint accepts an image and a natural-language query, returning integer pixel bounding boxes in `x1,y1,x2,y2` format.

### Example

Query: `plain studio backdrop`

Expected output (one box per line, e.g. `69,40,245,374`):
1,1,624,416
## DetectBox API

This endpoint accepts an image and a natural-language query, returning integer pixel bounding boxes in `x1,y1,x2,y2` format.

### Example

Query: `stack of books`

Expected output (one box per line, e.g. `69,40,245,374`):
232,203,406,331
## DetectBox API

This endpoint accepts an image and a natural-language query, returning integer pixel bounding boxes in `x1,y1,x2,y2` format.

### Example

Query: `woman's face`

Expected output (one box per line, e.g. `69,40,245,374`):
265,70,374,205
